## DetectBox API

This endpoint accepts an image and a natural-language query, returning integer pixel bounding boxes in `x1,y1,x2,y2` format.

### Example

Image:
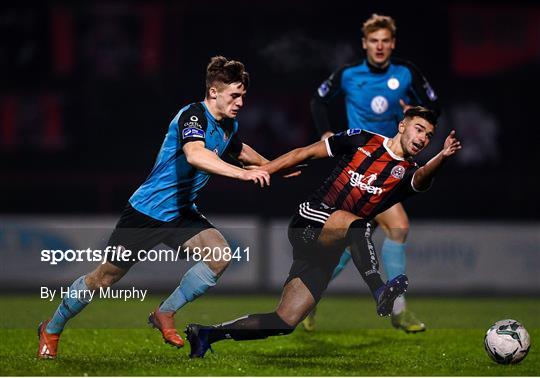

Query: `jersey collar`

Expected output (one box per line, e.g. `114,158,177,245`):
201,102,218,124
365,59,390,74
383,137,404,161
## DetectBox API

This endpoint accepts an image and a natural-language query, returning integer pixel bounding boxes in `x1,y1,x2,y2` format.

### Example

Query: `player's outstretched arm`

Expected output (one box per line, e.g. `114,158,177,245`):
236,143,270,167
260,140,329,175
413,130,461,190
183,141,270,187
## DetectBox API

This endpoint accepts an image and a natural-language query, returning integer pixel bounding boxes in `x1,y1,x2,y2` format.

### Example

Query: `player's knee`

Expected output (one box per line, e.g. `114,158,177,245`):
87,269,123,289
345,219,371,242
386,225,409,243
95,272,119,288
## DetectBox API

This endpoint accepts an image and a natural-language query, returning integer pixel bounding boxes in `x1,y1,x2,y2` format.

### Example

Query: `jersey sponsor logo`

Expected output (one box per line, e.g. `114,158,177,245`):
213,148,219,155
387,77,400,90
348,170,383,195
184,121,202,129
183,115,203,129
317,80,331,97
370,96,388,114
182,127,205,139
391,165,406,179
346,128,362,136
357,147,372,157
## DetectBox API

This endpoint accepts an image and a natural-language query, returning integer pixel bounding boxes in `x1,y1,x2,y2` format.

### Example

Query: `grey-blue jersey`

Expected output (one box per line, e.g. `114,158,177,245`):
312,58,440,137
129,102,242,221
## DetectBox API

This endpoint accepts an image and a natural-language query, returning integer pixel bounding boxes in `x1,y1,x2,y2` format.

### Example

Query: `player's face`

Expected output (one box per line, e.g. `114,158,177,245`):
362,28,395,68
400,117,434,157
215,82,246,119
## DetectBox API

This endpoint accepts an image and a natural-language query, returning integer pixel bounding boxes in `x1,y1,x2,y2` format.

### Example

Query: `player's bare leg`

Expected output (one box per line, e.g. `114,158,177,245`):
149,229,231,348
275,278,317,327
38,257,129,359
375,203,425,333
302,247,351,332
186,278,313,358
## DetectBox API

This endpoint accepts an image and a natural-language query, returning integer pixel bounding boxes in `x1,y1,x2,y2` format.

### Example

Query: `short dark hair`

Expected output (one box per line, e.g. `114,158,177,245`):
404,106,438,126
205,56,250,97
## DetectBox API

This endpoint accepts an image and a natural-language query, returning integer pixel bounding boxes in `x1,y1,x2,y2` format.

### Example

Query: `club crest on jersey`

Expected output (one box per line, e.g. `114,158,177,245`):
317,80,331,97
182,127,205,139
391,165,406,179
371,96,388,114
348,170,383,195
387,77,400,90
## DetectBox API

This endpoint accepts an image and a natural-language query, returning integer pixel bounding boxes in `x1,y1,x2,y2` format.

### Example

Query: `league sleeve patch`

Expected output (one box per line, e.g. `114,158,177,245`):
423,82,438,101
182,127,205,139
346,128,362,136
317,80,331,97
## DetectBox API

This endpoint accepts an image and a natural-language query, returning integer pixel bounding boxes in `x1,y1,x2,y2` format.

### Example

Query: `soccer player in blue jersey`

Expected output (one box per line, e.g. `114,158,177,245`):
307,14,440,333
37,56,271,359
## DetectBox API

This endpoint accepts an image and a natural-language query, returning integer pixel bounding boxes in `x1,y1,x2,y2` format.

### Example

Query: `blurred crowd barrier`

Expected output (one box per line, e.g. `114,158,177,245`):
1,216,539,295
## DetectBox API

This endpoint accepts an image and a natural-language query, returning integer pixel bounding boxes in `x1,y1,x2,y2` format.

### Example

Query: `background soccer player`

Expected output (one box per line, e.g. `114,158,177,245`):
308,14,440,332
37,56,271,359
185,107,461,358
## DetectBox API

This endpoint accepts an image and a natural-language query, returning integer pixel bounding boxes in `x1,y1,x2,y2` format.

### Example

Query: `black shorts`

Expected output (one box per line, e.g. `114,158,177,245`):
284,202,342,302
107,204,214,269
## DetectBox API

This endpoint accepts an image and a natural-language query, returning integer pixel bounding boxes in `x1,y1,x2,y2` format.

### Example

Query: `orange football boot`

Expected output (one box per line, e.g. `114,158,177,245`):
37,320,60,359
148,306,184,348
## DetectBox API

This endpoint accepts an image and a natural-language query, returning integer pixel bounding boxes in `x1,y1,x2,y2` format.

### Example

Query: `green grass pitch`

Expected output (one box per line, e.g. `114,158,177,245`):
0,295,538,376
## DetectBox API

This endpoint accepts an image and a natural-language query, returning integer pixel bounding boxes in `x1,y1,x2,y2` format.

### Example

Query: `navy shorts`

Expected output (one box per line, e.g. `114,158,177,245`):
106,204,214,269
284,202,342,302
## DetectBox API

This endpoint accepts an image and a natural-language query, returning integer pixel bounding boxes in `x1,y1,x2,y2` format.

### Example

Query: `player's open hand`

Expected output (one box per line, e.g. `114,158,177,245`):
442,130,461,158
240,169,270,188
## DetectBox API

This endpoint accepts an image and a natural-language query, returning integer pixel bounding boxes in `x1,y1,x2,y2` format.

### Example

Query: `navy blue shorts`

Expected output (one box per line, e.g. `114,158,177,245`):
284,202,342,302
106,204,214,269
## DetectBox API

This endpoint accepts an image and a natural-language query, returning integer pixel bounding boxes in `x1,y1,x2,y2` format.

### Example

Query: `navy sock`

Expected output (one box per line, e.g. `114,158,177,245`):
208,312,294,343
346,220,385,296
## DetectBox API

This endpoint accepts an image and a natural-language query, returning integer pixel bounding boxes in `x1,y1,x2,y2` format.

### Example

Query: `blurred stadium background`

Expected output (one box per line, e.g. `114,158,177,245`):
1,1,539,296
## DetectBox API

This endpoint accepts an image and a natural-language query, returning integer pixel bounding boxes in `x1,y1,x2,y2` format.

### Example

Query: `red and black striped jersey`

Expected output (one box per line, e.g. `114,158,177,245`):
308,129,428,220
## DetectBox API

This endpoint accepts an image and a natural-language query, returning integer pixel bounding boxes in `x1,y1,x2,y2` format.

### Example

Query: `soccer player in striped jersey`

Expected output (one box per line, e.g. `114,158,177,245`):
309,14,440,333
185,106,461,358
